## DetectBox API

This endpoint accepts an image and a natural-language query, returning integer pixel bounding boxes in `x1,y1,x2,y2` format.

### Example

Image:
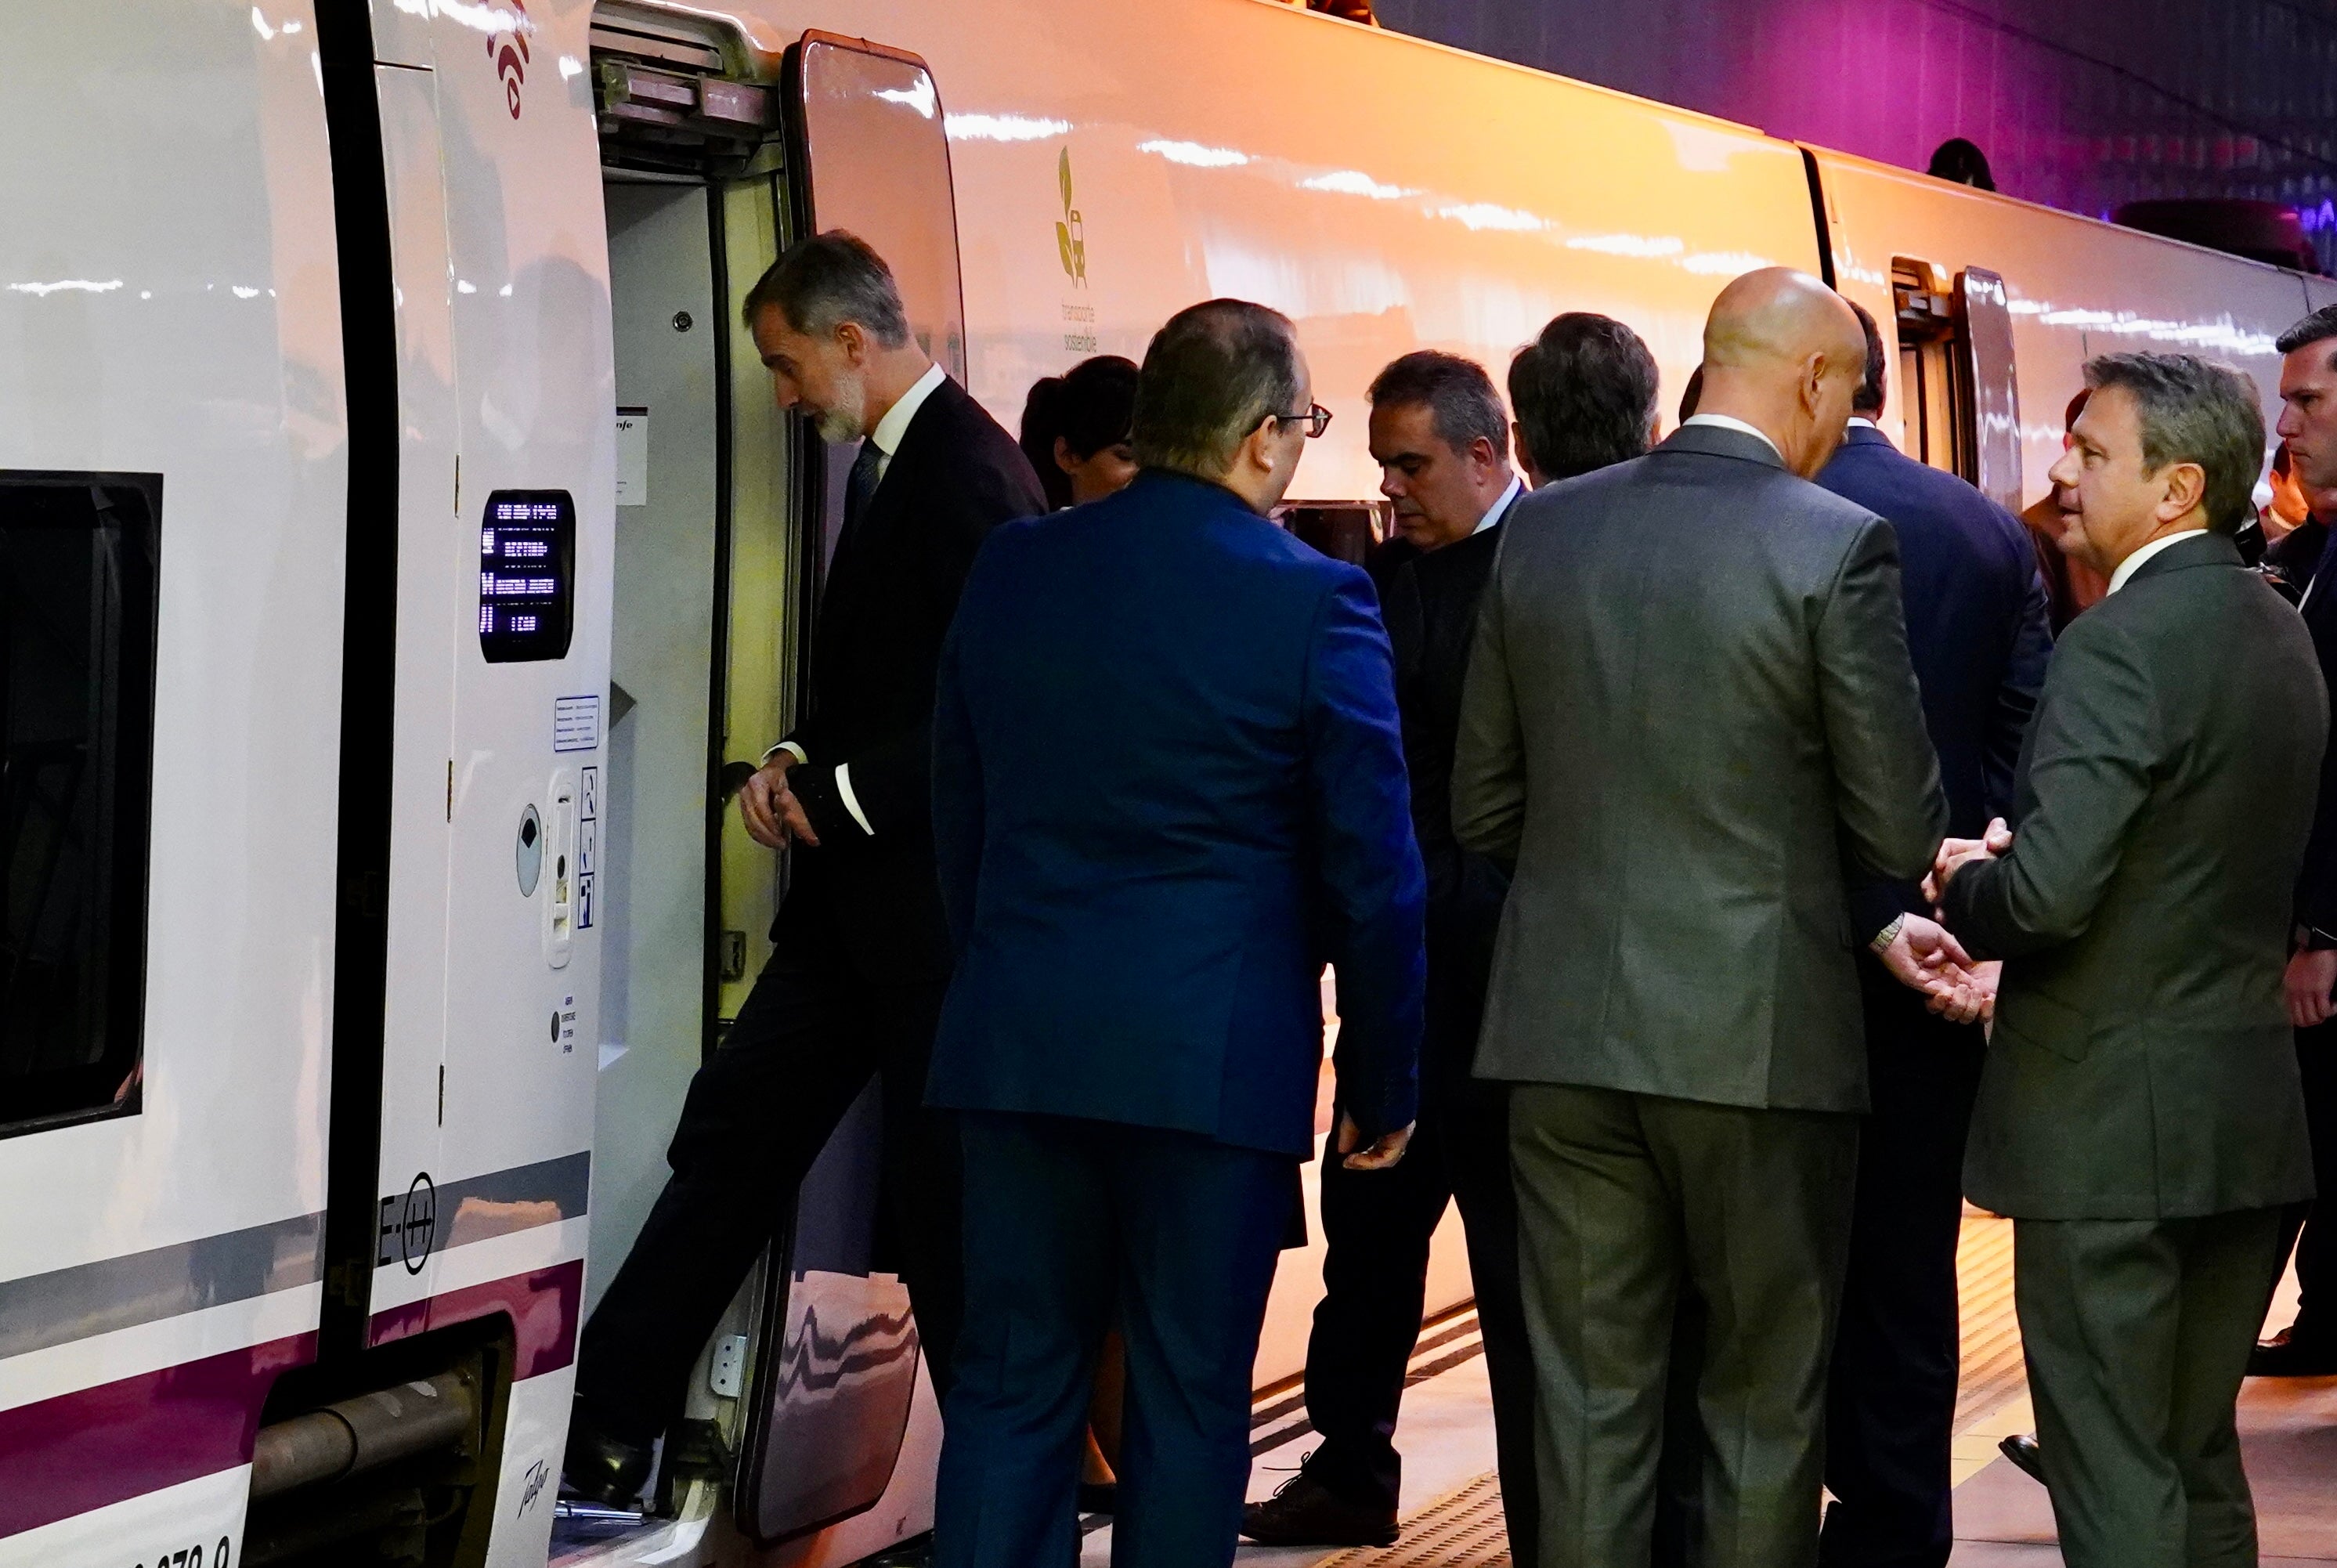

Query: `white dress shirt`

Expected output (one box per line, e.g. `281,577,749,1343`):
1474,473,1525,535
2107,529,2208,595
1682,413,1783,462
763,361,954,836
1846,415,1880,432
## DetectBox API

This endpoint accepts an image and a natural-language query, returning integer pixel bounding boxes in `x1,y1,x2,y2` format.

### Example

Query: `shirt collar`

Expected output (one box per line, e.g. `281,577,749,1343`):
869,361,948,459
1681,413,1783,461
1472,473,1525,536
2107,528,2209,594
1846,416,1879,430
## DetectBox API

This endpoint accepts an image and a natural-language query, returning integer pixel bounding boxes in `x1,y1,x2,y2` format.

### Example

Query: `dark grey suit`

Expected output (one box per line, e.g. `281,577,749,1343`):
1943,529,2324,1568
1454,423,1945,1568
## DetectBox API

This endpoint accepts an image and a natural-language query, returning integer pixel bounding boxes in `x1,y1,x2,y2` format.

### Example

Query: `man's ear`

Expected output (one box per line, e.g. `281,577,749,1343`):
835,320,869,367
1466,434,1501,471
2158,460,2208,522
1237,415,1278,476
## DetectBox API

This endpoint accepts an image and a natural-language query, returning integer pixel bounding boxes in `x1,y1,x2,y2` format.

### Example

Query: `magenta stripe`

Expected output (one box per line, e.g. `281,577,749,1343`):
0,1331,316,1540
367,1256,582,1380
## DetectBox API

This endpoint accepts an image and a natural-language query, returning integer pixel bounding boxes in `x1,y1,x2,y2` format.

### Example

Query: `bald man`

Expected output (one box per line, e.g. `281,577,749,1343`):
1454,269,1952,1568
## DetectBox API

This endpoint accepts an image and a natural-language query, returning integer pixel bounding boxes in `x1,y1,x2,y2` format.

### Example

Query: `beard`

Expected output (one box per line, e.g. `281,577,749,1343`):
809,375,869,444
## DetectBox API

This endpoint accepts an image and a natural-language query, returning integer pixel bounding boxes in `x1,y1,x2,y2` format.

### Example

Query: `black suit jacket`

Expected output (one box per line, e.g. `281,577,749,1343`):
780,374,1047,975
1381,509,1511,1071
2276,518,2337,943
1814,425,2053,941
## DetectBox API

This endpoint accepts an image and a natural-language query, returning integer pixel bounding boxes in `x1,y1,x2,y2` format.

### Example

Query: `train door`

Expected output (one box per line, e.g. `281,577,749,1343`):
1890,257,2025,511
582,12,961,1561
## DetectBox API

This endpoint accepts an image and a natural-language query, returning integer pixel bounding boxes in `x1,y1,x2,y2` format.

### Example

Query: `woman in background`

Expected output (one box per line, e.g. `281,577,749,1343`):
1017,354,1140,512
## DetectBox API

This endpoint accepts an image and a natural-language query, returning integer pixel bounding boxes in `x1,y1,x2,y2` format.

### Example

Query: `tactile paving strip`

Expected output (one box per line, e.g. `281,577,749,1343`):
1309,1214,2026,1568
1952,1212,2027,1430
1317,1472,1512,1568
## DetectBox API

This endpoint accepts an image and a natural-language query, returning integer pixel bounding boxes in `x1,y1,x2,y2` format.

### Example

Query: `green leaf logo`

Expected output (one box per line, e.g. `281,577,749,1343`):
1059,148,1074,216
1057,222,1076,278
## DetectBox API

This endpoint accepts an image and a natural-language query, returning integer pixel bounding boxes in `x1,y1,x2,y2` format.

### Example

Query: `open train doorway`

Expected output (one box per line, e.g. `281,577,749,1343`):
569,8,960,1563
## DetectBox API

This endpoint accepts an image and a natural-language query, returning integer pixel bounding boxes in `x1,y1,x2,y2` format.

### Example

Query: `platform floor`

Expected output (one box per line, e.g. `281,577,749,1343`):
1082,1212,2337,1567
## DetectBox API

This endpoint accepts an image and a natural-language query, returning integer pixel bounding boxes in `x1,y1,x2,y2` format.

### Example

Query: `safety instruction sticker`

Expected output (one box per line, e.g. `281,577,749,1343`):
578,765,598,930
554,695,601,753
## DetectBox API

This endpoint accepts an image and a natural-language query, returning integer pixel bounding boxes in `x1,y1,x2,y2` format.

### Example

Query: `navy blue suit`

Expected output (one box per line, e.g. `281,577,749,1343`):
1812,424,2051,1567
927,470,1425,1567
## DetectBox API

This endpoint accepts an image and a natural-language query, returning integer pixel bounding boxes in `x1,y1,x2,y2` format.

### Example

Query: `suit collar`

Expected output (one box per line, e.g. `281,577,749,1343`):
869,361,949,461
2115,529,2239,591
1129,467,1266,516
1658,421,1788,471
1840,424,1895,452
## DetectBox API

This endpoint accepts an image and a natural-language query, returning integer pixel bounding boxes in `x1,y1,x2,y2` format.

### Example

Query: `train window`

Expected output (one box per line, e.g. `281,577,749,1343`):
0,472,159,1138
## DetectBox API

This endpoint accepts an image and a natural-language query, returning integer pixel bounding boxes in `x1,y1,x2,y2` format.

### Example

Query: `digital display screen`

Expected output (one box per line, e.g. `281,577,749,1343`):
478,490,575,663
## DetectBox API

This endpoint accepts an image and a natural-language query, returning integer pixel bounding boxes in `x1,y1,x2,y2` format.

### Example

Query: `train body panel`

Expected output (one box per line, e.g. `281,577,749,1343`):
0,0,344,1548
1811,146,2311,501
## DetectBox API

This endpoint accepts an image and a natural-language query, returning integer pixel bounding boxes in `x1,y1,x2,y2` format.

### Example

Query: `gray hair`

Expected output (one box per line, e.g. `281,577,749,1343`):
1367,351,1508,461
2277,302,2337,362
2082,352,2265,535
1131,299,1302,477
741,230,911,349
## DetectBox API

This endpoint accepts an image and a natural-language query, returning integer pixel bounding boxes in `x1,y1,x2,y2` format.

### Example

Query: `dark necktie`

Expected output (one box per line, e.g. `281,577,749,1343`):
844,438,883,536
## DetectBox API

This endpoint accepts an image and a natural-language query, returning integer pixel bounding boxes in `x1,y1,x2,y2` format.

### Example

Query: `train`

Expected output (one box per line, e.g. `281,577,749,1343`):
5,1,2331,1565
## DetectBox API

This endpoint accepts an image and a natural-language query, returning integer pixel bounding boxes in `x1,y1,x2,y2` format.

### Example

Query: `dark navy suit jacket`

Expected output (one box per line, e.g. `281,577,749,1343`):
1815,424,2053,938
926,470,1426,1156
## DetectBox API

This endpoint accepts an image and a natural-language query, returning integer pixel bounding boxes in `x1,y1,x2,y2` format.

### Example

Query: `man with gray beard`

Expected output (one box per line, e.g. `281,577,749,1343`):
565,230,1046,1507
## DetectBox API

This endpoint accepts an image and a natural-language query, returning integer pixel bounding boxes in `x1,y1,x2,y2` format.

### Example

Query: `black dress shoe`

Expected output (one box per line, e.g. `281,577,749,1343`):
1999,1432,2046,1487
562,1410,656,1510
2249,1324,2337,1377
1240,1472,1397,1548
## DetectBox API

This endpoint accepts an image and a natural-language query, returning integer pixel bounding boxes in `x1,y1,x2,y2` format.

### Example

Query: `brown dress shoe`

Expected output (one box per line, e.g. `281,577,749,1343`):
1240,1471,1398,1548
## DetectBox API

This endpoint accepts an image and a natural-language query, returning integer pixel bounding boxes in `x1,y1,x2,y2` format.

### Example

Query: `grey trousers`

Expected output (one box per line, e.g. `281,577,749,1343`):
2014,1207,2288,1568
1509,1083,1861,1568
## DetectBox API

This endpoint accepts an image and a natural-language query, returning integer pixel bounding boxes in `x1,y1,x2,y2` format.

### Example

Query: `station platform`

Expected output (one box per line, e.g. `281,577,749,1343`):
1075,1213,2337,1567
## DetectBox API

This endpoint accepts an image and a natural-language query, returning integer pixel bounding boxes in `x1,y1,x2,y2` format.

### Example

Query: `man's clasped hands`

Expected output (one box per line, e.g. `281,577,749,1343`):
1874,818,2016,1027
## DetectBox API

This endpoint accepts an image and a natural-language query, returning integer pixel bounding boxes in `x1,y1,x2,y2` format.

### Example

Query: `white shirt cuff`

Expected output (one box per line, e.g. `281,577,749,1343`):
764,740,807,766
834,763,875,836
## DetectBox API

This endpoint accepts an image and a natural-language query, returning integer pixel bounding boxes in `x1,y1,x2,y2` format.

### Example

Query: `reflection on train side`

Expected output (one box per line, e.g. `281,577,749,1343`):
757,1273,920,1537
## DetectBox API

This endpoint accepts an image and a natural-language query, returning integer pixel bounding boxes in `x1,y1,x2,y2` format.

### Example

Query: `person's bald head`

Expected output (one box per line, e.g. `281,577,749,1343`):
1692,268,1869,477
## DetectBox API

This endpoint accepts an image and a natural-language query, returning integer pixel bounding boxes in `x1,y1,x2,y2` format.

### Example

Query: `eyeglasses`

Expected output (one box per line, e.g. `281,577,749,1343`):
1273,403,1334,439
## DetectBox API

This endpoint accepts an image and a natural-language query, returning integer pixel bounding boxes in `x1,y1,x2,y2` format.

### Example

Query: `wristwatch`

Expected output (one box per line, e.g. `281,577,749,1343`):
1869,914,1907,955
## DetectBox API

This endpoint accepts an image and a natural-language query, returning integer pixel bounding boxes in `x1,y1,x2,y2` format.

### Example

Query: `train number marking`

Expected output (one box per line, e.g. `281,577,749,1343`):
130,1538,229,1568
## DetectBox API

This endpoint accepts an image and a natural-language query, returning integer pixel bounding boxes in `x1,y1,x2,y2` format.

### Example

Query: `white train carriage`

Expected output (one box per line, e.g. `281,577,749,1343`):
0,2,2324,1566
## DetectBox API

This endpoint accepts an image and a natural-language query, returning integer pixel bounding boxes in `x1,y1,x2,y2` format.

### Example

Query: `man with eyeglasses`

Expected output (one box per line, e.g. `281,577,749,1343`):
925,298,1424,1568
1244,348,1533,1559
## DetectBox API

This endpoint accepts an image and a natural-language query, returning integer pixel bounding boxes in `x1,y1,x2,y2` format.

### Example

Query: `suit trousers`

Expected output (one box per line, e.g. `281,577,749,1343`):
1302,1007,1538,1563
935,1111,1295,1568
2014,1207,2288,1568
1509,1082,1860,1568
1819,980,1986,1568
573,890,959,1443
2279,1018,2337,1337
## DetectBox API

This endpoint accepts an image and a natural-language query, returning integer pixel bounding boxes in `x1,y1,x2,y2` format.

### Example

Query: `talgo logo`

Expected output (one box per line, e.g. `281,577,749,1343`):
1055,149,1086,287
489,0,533,120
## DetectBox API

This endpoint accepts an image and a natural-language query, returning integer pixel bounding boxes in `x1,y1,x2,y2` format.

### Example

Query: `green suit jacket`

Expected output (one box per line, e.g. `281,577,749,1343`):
1454,424,1945,1113
1945,530,2326,1219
